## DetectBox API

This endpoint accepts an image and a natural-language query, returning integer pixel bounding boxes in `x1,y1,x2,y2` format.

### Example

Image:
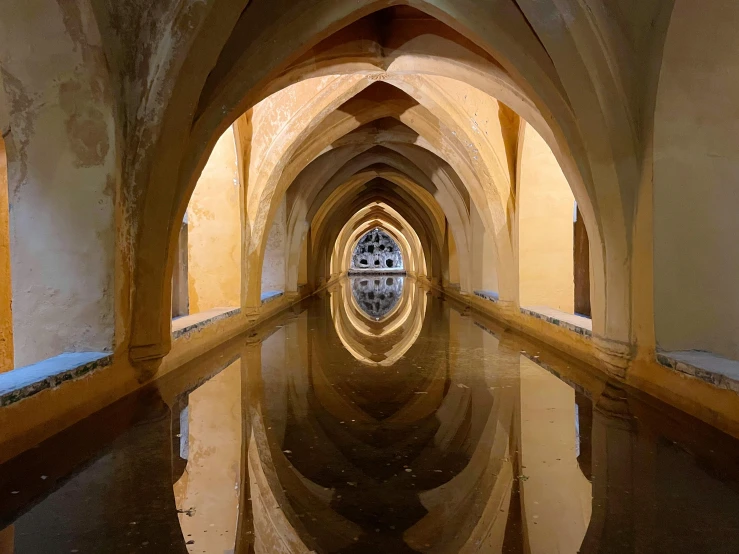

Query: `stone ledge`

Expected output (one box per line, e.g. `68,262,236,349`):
473,290,499,302
347,270,407,276
172,307,241,339
520,306,592,337
0,352,112,407
657,350,739,393
261,290,284,304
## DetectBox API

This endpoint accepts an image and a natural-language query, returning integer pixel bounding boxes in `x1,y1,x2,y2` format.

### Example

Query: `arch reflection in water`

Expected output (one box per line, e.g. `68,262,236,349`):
352,276,405,320
332,276,427,367
7,279,739,553
254,278,591,553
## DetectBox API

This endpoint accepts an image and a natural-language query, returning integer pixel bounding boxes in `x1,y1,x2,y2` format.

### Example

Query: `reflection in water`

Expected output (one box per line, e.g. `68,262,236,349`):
173,361,241,553
334,277,425,367
4,278,739,553
259,281,590,553
352,276,405,320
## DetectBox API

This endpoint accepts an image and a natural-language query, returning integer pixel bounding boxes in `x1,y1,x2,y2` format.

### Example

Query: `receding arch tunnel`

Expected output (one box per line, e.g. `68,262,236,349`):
6,2,739,553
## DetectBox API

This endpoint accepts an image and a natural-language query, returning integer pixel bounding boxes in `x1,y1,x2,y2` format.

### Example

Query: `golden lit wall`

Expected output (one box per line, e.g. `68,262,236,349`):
518,124,575,312
187,127,242,313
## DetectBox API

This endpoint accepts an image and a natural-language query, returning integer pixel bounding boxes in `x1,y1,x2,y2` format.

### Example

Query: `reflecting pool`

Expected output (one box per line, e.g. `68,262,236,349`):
3,278,739,553
351,275,405,320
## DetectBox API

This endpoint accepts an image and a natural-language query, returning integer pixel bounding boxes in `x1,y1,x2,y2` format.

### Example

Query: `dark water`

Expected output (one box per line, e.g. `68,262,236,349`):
2,277,739,553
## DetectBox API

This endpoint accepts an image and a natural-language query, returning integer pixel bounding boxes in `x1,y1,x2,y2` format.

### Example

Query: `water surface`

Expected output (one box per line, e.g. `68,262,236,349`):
2,277,739,553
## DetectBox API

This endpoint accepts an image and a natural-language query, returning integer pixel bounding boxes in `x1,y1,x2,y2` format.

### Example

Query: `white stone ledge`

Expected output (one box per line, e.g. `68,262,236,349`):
260,290,284,304
172,307,241,339
657,350,739,393
347,270,407,276
473,290,499,302
0,352,112,407
520,306,592,337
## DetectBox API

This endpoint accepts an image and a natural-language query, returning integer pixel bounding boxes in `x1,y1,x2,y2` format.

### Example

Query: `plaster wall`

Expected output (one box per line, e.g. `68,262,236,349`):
248,76,337,180
261,198,287,293
187,127,241,313
654,0,739,359
426,75,511,184
174,360,241,553
0,139,12,371
1,0,116,366
518,125,575,312
471,204,498,293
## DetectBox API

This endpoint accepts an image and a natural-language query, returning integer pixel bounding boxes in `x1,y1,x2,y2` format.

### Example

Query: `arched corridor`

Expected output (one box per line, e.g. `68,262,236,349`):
3,2,739,552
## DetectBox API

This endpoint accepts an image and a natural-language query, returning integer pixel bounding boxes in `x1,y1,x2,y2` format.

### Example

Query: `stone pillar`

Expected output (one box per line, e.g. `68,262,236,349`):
171,219,189,318
574,207,591,317
260,198,287,295
0,138,12,371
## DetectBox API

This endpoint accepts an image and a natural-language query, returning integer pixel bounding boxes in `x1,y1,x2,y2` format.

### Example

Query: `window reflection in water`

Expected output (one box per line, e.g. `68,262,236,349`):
351,276,405,320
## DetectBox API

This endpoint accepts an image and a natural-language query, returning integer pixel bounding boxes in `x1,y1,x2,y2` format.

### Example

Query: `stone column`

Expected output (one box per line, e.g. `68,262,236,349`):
0,138,12,371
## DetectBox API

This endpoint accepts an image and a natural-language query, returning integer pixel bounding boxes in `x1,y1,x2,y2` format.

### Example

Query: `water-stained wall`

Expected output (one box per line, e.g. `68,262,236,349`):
0,0,116,366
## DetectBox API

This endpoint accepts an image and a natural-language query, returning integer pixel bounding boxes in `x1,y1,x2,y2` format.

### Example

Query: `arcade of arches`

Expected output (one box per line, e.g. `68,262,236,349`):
3,1,739,552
